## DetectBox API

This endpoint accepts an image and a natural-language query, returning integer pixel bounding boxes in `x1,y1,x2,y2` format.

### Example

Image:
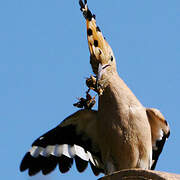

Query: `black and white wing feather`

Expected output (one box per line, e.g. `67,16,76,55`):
146,108,170,170
20,109,104,176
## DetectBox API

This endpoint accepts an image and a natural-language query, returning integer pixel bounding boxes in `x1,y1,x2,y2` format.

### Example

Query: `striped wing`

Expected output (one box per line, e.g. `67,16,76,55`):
20,109,104,176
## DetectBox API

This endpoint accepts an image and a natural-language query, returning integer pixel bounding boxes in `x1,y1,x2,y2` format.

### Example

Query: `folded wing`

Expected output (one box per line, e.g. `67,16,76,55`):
20,109,104,176
146,108,170,170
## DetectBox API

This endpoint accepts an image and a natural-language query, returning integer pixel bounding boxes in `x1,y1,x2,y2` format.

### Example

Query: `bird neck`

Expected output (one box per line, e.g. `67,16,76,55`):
98,72,142,112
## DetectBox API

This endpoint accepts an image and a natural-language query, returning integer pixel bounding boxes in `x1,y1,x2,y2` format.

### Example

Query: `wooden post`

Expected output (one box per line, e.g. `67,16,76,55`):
99,169,180,180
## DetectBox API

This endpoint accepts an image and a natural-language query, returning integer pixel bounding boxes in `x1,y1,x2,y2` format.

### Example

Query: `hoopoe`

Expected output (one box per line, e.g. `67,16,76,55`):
20,0,170,177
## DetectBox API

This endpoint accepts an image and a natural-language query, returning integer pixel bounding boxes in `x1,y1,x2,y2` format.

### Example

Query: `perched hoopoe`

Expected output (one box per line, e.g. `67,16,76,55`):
20,0,170,177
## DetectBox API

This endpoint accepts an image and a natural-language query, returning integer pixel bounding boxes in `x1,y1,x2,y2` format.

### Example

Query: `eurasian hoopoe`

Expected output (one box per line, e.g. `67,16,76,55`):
20,0,170,177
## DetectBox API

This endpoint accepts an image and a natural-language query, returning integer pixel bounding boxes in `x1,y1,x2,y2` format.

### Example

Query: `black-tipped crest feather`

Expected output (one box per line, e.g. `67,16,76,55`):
79,0,94,21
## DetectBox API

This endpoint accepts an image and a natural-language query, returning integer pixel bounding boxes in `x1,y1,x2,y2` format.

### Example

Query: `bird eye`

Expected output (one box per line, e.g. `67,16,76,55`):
110,56,113,61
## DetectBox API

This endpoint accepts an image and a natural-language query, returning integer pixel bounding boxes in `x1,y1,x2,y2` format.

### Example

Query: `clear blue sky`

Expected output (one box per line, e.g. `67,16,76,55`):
0,0,179,179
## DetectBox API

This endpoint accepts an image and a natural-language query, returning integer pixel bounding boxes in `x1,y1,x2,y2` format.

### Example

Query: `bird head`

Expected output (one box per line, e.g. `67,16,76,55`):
79,0,117,82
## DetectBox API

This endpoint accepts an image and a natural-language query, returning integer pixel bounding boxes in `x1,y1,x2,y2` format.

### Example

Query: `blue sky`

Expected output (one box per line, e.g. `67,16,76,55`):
0,0,180,179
